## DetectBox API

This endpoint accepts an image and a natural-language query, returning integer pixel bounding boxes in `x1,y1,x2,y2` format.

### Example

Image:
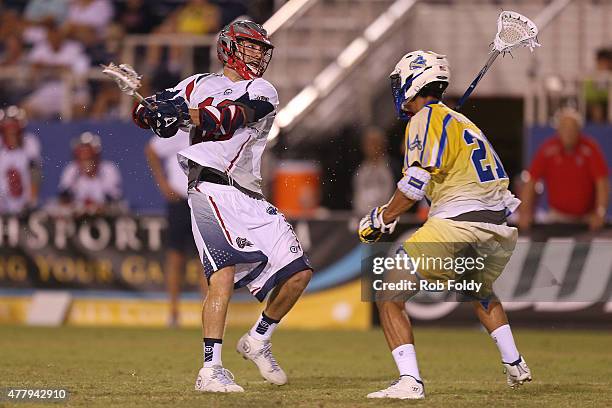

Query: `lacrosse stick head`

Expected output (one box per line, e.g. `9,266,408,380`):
101,62,142,96
494,11,540,53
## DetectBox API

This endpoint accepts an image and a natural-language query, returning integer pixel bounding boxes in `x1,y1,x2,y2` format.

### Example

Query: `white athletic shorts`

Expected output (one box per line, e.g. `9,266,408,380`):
188,181,312,301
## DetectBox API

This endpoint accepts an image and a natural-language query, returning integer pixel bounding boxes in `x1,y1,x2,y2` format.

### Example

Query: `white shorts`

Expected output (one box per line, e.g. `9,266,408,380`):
188,181,311,301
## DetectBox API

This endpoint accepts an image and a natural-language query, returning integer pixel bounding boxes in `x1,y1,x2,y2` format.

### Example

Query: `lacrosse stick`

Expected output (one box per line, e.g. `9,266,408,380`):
101,62,153,109
455,11,540,110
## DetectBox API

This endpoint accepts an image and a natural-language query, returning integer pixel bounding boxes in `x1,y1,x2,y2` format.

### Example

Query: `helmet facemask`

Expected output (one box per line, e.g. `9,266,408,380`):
233,39,273,79
217,20,274,80
390,72,413,121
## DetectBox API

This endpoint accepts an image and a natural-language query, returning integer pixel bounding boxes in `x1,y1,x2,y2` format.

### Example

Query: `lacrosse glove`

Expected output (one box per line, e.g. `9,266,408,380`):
358,205,399,243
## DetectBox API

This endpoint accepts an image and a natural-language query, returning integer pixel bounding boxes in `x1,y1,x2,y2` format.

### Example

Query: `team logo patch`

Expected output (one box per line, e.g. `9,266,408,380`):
266,206,278,215
236,237,253,249
409,55,427,70
224,88,232,95
290,245,299,254
408,135,423,151
408,177,424,190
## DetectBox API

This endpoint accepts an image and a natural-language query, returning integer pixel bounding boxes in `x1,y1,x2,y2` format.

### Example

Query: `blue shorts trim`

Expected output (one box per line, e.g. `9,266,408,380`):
254,255,312,302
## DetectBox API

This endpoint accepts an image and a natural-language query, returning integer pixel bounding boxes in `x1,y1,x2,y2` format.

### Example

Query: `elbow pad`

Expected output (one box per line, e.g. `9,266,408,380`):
397,166,431,201
199,104,247,139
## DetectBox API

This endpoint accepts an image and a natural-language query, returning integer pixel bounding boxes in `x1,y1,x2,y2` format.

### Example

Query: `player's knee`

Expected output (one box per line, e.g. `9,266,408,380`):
287,269,312,292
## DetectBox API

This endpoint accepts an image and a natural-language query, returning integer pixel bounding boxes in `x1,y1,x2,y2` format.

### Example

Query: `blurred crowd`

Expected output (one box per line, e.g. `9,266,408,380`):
583,47,612,124
0,0,275,120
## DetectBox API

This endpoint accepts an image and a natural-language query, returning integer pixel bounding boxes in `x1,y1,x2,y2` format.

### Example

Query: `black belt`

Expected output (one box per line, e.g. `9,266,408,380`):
189,164,265,200
449,209,507,225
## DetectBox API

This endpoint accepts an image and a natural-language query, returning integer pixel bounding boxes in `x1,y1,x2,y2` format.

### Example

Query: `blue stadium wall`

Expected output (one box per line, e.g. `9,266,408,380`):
26,121,612,213
30,121,163,212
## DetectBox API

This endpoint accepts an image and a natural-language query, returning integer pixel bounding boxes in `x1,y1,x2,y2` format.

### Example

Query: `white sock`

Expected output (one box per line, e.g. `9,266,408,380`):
203,338,222,368
490,324,520,363
249,312,279,341
391,344,421,381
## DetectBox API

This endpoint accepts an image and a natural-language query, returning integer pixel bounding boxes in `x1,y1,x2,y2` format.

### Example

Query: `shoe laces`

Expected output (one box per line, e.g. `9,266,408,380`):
212,366,237,385
259,342,281,372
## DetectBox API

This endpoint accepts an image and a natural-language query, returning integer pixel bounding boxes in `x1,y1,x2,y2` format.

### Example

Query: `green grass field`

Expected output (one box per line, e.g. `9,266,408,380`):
1,325,611,407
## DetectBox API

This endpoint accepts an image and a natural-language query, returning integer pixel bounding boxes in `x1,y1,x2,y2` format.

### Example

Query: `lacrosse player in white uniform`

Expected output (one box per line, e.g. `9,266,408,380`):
0,106,41,214
132,20,312,393
57,132,122,213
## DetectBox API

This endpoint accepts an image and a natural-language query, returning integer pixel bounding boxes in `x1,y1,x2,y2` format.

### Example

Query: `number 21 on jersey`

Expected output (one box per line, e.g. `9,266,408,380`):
463,129,507,183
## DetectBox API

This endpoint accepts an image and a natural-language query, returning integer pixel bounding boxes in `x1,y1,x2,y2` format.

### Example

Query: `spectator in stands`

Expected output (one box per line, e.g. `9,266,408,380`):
0,9,24,66
90,23,125,118
0,33,23,67
145,0,220,81
22,0,70,46
145,132,201,327
64,0,114,47
0,106,41,215
24,0,69,25
116,0,158,35
583,48,611,123
519,108,610,231
22,22,90,119
352,126,397,216
57,132,123,214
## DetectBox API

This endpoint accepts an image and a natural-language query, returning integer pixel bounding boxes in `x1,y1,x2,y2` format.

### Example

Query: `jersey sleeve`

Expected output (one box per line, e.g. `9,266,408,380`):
403,107,439,171
154,74,201,107
247,78,279,110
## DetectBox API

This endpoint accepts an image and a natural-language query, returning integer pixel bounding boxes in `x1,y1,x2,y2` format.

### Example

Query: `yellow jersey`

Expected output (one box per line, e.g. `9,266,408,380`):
403,101,520,218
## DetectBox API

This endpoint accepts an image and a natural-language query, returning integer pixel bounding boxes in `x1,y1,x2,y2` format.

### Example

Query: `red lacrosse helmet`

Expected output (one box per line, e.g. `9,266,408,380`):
0,106,27,149
217,20,274,80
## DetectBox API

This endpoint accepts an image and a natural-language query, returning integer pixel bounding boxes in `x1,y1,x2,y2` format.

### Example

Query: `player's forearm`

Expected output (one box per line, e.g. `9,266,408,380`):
520,179,537,216
383,189,416,224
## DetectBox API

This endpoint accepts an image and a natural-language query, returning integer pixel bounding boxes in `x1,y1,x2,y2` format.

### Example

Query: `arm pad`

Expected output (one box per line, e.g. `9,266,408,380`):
199,104,247,138
197,92,275,140
397,166,431,201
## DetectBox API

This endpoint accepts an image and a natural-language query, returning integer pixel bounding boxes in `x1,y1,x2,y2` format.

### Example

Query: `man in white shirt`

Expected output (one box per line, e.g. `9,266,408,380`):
145,132,204,327
65,0,114,44
23,23,90,119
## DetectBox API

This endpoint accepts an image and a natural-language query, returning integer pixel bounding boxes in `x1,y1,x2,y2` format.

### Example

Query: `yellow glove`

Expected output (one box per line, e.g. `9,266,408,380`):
358,205,398,243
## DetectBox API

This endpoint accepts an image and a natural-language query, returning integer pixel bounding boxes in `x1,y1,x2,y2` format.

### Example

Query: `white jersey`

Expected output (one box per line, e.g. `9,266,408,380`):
58,160,122,206
172,73,279,194
0,135,41,214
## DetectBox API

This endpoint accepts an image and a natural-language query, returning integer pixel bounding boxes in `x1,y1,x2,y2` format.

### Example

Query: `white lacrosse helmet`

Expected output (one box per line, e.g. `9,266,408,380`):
390,50,450,119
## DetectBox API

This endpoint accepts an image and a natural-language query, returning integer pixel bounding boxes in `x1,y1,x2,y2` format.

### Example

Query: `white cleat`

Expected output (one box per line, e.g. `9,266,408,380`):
195,365,244,393
503,355,532,388
237,333,288,385
367,375,425,400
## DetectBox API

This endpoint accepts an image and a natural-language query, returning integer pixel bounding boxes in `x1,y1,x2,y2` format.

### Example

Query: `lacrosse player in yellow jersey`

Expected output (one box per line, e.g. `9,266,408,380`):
358,50,532,399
